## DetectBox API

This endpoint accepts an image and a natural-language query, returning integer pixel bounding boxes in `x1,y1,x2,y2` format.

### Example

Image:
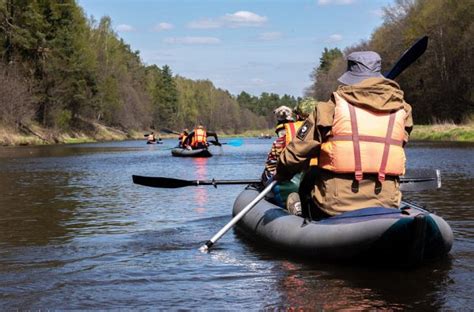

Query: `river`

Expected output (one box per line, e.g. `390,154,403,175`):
0,139,472,310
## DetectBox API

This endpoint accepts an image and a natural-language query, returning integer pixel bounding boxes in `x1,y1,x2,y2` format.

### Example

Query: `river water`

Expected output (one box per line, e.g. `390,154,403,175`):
0,139,472,310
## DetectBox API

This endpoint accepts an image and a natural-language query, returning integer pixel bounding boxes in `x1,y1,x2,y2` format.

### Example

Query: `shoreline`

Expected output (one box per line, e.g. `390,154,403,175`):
1,123,473,147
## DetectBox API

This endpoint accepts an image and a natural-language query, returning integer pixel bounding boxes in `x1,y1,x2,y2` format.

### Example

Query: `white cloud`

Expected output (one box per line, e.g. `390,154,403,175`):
258,32,282,41
153,22,174,32
163,37,221,45
188,11,267,29
116,24,135,32
222,11,267,27
327,33,343,42
318,0,355,5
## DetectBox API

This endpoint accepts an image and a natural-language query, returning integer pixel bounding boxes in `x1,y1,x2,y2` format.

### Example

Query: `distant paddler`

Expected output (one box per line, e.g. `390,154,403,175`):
146,131,162,144
183,124,220,149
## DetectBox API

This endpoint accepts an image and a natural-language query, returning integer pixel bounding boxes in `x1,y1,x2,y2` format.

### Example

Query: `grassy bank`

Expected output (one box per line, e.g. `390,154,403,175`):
0,121,145,146
3,122,474,147
411,122,474,142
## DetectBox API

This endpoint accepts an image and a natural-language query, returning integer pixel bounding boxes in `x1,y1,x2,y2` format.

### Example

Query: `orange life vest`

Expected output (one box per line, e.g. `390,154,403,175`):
284,121,318,166
191,128,207,147
284,121,303,145
179,133,187,146
319,93,406,182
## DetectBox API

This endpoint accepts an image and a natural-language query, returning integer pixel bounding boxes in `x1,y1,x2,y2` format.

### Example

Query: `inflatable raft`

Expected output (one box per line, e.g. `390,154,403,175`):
233,186,453,265
171,147,212,158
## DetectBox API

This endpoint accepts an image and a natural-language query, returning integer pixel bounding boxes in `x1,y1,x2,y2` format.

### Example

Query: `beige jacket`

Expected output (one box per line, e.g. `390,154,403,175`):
276,78,413,216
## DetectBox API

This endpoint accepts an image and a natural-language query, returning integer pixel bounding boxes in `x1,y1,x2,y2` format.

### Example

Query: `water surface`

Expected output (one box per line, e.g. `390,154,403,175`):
0,139,472,310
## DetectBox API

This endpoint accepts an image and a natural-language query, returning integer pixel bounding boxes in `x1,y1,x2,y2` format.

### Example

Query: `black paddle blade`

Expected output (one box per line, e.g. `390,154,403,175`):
132,175,193,188
400,169,441,192
385,36,428,80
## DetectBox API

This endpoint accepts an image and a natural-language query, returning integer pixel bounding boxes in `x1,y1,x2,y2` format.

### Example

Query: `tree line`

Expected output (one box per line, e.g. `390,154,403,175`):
0,0,298,135
308,0,473,124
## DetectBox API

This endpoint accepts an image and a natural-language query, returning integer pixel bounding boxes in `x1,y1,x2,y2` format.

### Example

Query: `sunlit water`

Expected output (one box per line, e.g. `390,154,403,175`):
0,139,472,310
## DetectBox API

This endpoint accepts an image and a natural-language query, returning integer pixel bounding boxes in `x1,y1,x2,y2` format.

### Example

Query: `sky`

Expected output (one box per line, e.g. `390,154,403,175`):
77,0,394,98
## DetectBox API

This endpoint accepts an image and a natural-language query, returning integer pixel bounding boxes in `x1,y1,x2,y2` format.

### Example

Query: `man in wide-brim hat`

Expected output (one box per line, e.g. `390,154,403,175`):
274,51,414,220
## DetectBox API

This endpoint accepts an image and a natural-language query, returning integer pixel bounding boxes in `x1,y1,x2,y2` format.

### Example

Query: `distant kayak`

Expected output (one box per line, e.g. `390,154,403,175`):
171,147,212,157
147,140,163,144
233,185,453,266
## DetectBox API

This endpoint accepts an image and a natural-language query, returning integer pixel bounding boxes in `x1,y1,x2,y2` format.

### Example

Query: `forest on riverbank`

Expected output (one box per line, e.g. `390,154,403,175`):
307,0,473,124
0,0,299,145
1,0,473,145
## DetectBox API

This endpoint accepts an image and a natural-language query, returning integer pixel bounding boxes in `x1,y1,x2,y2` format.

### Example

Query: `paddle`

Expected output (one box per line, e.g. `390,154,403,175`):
199,180,278,252
132,169,441,192
209,139,243,147
384,36,428,79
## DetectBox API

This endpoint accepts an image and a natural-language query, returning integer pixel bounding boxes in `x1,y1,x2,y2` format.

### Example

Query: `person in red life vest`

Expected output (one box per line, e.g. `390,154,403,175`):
261,105,314,214
275,51,413,220
183,124,220,149
178,129,189,148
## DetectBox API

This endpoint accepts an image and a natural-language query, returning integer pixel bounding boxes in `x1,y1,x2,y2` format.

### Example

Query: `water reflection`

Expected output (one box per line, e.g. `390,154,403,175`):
263,255,454,310
0,170,79,246
192,158,209,213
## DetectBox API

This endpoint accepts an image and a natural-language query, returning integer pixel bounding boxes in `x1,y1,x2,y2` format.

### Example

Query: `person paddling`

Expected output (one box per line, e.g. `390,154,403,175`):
183,124,220,149
261,104,313,214
178,129,189,148
274,51,413,220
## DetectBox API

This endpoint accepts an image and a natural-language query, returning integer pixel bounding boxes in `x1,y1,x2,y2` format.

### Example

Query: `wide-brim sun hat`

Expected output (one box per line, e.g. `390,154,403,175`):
338,51,384,85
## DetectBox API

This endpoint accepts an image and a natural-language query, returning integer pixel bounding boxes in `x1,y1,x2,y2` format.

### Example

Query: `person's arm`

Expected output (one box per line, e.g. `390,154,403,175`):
207,131,218,142
402,102,413,144
183,132,194,146
264,136,286,175
275,98,335,180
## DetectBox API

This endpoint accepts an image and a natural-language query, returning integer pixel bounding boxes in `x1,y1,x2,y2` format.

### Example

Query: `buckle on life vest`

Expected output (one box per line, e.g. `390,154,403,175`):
351,180,359,193
378,172,386,182
355,171,363,181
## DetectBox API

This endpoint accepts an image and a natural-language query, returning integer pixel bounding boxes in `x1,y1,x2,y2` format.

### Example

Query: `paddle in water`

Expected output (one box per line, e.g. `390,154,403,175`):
199,180,278,253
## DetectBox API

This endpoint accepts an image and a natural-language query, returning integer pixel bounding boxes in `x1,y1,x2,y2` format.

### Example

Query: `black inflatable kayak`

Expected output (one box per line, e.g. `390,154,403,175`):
233,185,453,265
171,147,212,157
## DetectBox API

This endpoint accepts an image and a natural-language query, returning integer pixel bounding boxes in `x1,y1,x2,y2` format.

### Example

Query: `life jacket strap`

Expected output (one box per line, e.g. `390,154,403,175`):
348,104,363,181
379,112,397,182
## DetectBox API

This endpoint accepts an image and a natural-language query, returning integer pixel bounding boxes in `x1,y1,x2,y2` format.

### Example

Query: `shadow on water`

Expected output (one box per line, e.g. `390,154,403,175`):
0,170,79,246
235,230,454,310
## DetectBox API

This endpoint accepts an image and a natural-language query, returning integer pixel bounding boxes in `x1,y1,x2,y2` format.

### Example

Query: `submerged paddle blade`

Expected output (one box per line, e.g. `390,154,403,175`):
400,169,441,192
132,175,193,188
226,139,243,147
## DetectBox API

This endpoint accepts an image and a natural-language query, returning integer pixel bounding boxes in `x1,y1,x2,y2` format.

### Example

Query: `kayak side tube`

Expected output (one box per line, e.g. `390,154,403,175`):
232,187,453,263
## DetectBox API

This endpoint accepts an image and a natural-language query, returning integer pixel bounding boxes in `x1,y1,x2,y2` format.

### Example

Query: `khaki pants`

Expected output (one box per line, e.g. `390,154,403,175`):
312,170,401,216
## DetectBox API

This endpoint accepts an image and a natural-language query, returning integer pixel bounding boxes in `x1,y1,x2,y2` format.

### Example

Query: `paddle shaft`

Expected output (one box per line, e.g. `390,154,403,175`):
132,171,440,190
200,180,278,252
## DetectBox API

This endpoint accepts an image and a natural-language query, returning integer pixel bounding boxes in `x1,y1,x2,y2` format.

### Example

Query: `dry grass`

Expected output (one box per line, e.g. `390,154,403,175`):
411,121,474,142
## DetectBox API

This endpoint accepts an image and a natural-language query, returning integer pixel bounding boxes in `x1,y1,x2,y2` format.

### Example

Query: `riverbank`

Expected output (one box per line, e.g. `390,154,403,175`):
2,122,474,146
410,122,474,142
0,121,145,146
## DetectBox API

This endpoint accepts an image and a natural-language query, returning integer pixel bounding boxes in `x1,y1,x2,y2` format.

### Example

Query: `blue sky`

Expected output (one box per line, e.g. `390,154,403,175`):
77,0,394,97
